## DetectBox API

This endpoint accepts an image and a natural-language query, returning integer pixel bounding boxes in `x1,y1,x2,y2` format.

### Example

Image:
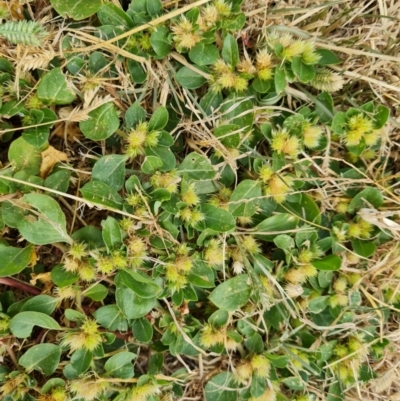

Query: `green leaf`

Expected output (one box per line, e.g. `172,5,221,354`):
10,312,60,338
81,181,123,209
116,283,157,319
213,124,240,148
282,194,321,224
21,295,58,315
245,332,263,354
274,234,294,252
127,60,147,84
146,0,163,16
145,146,176,171
315,91,334,123
0,244,33,277
229,180,261,217
93,305,128,331
104,351,136,379
318,270,334,288
148,106,169,131
118,270,162,299
175,66,207,89
125,102,146,128
200,90,223,116
101,216,123,252
65,309,85,322
44,169,71,193
158,131,174,147
250,373,266,398
252,78,271,93
41,379,66,395
80,103,120,140
204,372,237,401
312,255,342,271
50,0,102,20
292,56,316,82
327,382,344,401
89,53,111,74
177,152,216,180
23,108,57,148
37,68,75,105
189,42,219,66
187,273,214,288
254,214,299,241
150,26,171,58
266,354,289,368
282,377,304,391
351,239,376,258
92,155,126,191
141,156,163,174
208,310,229,327
274,67,286,93
209,275,251,311
221,34,239,67
347,187,384,213
8,137,42,175
84,283,108,301
51,264,79,287
19,344,61,375
97,3,133,29
220,94,253,129
72,226,105,249
71,348,92,375
331,112,347,134
374,105,389,129
132,318,153,343
316,49,341,65
308,296,330,313
201,204,236,232
17,193,72,245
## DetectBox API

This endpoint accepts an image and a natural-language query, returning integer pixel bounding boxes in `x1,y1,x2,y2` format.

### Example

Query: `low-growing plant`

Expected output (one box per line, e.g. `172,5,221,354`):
0,1,396,401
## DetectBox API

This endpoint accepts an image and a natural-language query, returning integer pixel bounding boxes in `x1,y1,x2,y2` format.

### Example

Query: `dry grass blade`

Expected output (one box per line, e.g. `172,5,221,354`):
62,94,115,123
18,47,56,71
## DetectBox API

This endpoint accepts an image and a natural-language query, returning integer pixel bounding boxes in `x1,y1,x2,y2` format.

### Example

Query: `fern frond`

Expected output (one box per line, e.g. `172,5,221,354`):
0,20,47,46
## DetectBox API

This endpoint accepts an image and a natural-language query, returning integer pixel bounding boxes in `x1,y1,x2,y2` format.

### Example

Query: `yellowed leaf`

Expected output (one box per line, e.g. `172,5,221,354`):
30,272,53,293
30,272,52,285
0,0,24,19
52,121,83,142
29,247,38,267
40,146,68,178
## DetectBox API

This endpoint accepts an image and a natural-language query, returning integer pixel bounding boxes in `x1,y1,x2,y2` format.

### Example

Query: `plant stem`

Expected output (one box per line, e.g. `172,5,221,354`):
0,277,41,295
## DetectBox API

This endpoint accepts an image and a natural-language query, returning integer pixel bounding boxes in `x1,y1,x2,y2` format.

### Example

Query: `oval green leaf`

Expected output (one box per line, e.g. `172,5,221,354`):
0,244,33,277
19,344,61,375
312,255,342,271
50,0,102,20
254,214,299,241
92,155,127,191
18,193,72,245
229,179,261,217
175,66,207,89
37,68,75,105
104,351,136,379
201,204,236,232
10,311,60,338
209,274,251,311
177,152,216,180
80,103,120,140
